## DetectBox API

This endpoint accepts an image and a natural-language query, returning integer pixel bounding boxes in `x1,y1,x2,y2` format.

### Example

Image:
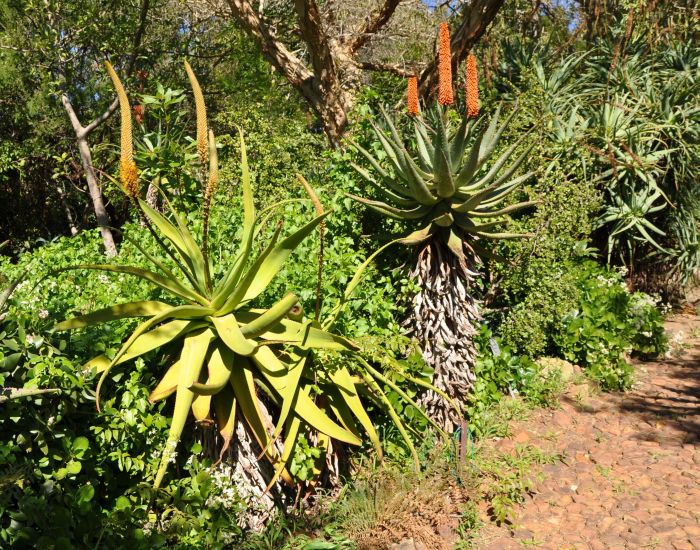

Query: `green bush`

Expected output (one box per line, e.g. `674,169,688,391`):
554,261,667,390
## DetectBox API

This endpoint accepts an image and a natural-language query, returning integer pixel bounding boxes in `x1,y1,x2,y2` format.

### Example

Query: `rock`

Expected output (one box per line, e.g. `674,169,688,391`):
537,357,578,382
389,539,420,550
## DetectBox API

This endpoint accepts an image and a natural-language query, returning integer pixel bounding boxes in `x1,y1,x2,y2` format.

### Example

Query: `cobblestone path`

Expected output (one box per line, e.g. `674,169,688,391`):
479,312,700,550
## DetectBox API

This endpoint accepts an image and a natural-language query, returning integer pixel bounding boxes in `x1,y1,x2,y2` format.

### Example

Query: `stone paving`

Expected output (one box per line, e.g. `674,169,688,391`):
478,312,700,550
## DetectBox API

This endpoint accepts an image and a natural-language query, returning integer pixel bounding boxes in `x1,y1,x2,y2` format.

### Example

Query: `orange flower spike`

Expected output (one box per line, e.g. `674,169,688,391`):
465,54,480,119
438,22,454,106
407,76,419,116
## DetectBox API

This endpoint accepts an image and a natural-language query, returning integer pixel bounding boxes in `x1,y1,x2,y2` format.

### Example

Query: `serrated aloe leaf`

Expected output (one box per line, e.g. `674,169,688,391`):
471,137,532,191
475,231,533,240
471,200,539,218
455,130,485,187
371,121,408,180
154,329,214,488
212,313,257,356
56,301,171,331
58,264,207,305
347,138,391,182
349,162,415,207
414,121,434,171
399,225,435,245
433,110,455,198
347,194,429,220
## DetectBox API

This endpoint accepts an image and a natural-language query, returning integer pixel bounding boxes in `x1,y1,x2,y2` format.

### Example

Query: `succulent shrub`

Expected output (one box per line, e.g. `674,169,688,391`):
349,24,536,431
55,62,436,491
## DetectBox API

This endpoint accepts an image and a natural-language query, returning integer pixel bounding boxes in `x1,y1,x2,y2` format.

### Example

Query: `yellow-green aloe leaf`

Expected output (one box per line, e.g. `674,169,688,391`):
56,301,171,331
83,320,200,374
214,221,284,313
399,224,434,245
189,343,233,395
255,348,306,456
346,194,431,220
211,313,257,356
57,264,207,305
236,312,357,351
239,211,331,304
212,386,236,464
266,416,301,491
95,305,214,410
252,345,360,445
138,200,199,276
360,369,419,469
329,366,382,458
191,393,212,421
154,329,214,488
229,357,274,459
149,360,181,403
239,293,297,338
161,196,208,290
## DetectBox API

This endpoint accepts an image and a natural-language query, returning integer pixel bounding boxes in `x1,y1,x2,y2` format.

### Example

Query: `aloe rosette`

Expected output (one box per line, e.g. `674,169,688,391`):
348,27,536,430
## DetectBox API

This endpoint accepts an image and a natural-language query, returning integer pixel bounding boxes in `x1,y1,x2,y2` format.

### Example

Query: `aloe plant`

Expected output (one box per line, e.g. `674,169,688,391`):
55,63,439,495
349,103,535,430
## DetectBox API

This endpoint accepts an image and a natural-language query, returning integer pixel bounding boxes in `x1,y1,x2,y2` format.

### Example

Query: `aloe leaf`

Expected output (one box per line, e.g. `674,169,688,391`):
56,301,171,331
347,137,391,181
238,211,330,305
83,320,201,374
189,343,232,395
329,366,382,458
359,369,419,469
266,415,301,490
154,329,214,488
479,103,520,165
471,137,533,191
212,385,236,464
433,110,455,198
454,170,533,213
414,121,434,171
399,225,435,245
212,313,257,356
454,130,485,187
149,360,181,403
371,121,409,180
471,200,539,218
252,346,360,445
229,357,275,460
349,162,415,206
474,231,533,240
240,293,297,338
57,264,207,305
347,194,429,220
255,348,306,456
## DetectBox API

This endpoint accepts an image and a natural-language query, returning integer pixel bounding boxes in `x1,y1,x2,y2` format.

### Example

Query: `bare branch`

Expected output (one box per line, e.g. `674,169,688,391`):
345,0,403,53
358,60,420,78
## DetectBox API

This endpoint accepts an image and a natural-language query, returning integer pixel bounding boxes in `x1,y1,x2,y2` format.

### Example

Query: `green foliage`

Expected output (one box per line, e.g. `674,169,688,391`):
554,262,667,390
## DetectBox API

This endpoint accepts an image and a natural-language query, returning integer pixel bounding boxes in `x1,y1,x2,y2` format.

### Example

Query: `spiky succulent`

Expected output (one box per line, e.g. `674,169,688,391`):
349,105,537,258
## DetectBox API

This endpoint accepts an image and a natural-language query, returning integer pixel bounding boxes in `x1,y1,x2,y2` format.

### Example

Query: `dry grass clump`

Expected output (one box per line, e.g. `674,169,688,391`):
336,444,477,549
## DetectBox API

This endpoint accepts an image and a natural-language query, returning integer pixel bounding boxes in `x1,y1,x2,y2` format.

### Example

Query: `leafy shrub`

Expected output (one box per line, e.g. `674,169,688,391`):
554,261,667,390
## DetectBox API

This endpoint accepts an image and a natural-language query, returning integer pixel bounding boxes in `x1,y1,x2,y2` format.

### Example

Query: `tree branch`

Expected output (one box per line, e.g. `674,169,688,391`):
358,60,420,78
226,0,314,88
345,0,403,53
293,0,337,88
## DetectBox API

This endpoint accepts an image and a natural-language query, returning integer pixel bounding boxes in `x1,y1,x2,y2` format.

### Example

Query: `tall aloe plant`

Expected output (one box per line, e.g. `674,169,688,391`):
55,63,440,505
349,28,535,430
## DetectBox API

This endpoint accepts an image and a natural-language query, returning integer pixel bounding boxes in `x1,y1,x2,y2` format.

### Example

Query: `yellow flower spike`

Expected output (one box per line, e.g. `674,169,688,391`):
184,60,208,168
465,54,480,119
105,61,139,198
205,129,218,203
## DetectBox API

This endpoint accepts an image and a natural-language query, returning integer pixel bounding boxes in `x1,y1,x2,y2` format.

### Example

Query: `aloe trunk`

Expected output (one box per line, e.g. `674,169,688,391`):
407,236,479,431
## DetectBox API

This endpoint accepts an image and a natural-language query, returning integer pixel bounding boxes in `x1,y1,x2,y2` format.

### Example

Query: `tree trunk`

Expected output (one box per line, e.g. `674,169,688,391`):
60,93,118,257
76,136,118,256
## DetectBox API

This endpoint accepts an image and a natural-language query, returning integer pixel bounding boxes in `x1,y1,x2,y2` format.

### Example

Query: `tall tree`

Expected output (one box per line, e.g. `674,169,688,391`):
216,0,505,145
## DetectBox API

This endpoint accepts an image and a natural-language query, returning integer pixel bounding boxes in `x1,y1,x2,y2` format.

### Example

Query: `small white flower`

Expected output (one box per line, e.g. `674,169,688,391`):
38,309,49,319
